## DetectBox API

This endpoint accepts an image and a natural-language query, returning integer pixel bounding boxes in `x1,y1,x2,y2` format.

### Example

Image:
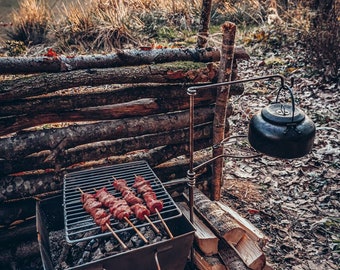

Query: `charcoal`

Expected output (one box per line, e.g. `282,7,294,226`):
92,248,104,261
151,235,162,244
85,238,99,251
70,245,82,260
82,250,91,263
125,239,134,249
131,235,145,248
144,227,156,241
118,230,132,242
104,240,115,252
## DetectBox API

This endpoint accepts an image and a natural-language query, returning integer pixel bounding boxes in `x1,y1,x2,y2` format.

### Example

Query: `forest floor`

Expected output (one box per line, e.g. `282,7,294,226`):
219,34,339,270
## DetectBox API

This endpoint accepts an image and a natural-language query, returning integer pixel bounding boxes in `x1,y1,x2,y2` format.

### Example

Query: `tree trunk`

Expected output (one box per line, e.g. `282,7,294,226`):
0,107,213,162
197,0,213,48
0,47,249,75
211,22,236,201
0,62,219,101
0,139,212,202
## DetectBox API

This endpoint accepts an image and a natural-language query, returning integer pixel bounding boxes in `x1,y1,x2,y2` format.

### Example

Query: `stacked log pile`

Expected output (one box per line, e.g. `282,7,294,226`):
0,45,248,266
0,21,271,270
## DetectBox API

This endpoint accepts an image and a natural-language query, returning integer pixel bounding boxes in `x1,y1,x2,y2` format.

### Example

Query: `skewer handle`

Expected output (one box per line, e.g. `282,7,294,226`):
124,217,149,244
106,223,128,250
144,215,160,235
156,209,174,239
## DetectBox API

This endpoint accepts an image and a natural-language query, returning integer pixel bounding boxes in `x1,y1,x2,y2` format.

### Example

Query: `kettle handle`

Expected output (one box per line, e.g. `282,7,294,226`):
275,84,295,122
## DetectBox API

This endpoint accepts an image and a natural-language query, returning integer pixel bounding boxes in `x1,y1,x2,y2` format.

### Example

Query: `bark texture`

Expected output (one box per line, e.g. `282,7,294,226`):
212,22,236,200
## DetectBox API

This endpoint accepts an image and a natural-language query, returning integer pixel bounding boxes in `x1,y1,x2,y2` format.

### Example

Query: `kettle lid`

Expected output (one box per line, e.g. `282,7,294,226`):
261,103,305,125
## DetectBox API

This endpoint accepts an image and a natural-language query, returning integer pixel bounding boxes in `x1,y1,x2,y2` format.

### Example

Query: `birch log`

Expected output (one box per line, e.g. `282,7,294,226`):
0,47,249,74
212,22,236,200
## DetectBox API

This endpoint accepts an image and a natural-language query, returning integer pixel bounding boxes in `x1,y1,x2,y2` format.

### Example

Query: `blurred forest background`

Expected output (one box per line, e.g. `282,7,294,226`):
0,0,339,81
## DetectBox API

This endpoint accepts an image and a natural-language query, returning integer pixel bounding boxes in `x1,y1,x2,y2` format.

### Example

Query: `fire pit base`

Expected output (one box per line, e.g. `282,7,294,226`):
37,196,194,270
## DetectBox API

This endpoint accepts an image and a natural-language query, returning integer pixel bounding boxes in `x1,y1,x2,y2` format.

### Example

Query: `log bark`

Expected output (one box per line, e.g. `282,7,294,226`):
216,201,268,248
0,83,243,136
0,107,213,162
0,47,249,75
0,121,213,175
0,62,219,101
193,248,226,270
212,22,236,200
197,0,213,48
0,83,243,117
178,202,219,256
0,139,212,201
218,240,250,270
186,188,245,246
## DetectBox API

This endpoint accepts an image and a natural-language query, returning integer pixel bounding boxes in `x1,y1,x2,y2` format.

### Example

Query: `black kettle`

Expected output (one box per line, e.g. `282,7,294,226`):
248,85,316,159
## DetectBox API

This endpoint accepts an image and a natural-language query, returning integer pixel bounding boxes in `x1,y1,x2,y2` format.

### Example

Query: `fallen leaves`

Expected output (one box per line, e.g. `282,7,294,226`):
219,40,339,269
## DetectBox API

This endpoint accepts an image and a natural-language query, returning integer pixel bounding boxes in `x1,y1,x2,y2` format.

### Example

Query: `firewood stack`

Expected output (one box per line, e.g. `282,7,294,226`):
178,188,272,270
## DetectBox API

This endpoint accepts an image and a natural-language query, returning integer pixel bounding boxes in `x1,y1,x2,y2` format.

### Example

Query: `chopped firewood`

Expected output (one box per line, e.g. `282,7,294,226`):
216,201,268,248
218,240,250,270
184,189,246,245
193,247,226,270
178,202,219,256
185,188,266,270
234,235,266,270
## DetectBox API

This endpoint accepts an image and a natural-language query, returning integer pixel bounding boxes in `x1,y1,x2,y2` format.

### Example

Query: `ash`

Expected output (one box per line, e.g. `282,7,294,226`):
49,225,168,269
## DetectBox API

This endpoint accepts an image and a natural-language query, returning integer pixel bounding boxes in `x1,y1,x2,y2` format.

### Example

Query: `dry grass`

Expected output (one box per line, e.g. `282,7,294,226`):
8,0,51,45
5,0,267,51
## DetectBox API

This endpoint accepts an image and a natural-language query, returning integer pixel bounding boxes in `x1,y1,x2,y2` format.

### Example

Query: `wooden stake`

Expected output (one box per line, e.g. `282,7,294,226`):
144,215,161,234
105,224,128,250
124,217,148,244
155,208,174,239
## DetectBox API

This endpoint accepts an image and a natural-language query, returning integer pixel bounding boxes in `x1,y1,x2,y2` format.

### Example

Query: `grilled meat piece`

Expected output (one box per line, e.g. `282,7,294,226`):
113,179,143,205
130,204,150,220
133,175,164,213
80,191,110,232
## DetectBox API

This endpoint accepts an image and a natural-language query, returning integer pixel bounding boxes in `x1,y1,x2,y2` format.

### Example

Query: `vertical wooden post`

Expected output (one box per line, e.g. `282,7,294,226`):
197,0,212,48
211,22,236,200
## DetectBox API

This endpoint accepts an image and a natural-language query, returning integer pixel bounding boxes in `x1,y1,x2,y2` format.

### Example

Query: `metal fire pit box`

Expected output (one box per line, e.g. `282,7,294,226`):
37,196,194,270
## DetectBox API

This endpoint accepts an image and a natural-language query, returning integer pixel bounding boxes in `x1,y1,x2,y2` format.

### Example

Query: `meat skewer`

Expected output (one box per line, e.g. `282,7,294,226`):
112,177,160,234
133,175,174,239
78,188,128,250
94,187,148,244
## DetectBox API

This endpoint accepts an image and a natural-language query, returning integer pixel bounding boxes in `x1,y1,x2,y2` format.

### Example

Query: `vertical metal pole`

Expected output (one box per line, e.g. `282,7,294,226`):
187,88,196,223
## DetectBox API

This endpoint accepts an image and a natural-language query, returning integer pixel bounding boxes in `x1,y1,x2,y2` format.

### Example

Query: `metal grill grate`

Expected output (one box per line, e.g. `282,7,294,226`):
63,160,182,243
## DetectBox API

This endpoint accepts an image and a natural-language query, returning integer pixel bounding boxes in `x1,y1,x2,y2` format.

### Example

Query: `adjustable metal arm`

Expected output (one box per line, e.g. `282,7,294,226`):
186,74,287,223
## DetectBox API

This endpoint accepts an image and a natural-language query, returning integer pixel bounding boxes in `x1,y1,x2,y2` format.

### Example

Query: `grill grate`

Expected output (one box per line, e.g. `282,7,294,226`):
63,160,182,243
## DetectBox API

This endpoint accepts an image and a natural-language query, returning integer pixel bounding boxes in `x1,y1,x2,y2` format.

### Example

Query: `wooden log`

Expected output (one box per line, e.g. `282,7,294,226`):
235,235,266,270
218,240,250,270
216,201,268,248
193,248,226,270
178,202,219,256
0,107,213,161
0,82,243,117
0,121,213,175
0,239,40,268
186,188,266,270
212,22,236,200
185,188,245,246
0,47,249,75
0,139,212,201
0,62,221,101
